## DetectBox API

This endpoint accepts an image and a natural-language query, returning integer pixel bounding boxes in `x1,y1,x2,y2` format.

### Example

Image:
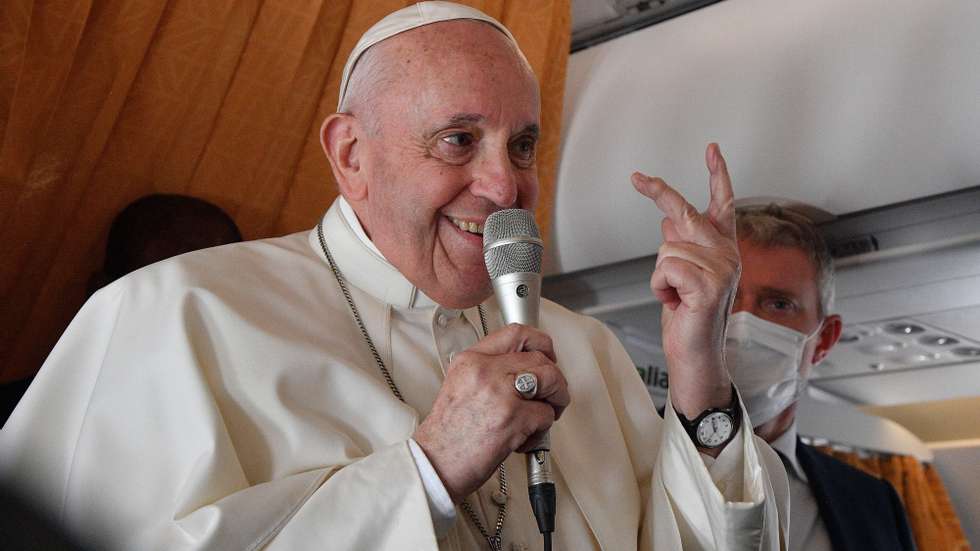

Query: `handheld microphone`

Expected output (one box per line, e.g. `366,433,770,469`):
483,209,556,543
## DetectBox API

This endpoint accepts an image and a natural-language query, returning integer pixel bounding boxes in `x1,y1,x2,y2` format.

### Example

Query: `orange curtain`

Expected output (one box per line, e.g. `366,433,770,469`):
817,447,971,551
0,0,571,382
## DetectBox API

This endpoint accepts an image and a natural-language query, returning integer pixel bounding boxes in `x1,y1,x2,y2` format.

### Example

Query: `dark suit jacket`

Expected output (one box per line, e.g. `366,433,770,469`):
796,439,917,551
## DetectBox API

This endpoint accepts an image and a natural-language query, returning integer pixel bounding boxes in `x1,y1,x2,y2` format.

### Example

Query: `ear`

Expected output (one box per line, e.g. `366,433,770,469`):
321,113,367,201
811,314,843,364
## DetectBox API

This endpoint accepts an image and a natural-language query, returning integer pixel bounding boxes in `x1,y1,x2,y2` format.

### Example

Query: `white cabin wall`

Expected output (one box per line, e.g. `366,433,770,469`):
550,0,980,274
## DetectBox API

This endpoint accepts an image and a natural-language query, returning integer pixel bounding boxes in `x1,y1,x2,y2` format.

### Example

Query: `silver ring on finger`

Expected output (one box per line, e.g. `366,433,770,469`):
515,372,538,400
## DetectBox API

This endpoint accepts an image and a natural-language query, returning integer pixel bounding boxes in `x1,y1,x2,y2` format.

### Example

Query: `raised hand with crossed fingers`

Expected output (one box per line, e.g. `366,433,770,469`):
630,143,740,455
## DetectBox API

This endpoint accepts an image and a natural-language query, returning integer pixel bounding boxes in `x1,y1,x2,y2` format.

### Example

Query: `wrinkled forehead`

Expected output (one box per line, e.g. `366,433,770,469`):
337,2,531,110
405,26,540,125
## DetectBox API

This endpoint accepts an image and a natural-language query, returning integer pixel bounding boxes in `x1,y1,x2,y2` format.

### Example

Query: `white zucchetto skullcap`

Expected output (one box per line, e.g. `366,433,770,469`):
336,1,529,110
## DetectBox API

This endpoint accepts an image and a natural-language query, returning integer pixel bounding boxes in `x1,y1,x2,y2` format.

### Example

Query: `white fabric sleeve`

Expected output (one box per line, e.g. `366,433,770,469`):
574,318,783,550
408,438,457,538
698,422,749,502
0,285,443,551
653,392,778,550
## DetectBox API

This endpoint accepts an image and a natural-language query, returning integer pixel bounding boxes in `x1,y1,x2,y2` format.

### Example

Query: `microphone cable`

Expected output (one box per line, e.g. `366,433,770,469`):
528,472,556,550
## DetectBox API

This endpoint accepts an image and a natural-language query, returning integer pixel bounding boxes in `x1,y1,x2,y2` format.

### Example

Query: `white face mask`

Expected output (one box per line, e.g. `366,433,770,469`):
725,311,823,428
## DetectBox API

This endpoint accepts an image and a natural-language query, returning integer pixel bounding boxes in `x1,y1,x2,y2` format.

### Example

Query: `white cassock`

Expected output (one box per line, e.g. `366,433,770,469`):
0,198,787,550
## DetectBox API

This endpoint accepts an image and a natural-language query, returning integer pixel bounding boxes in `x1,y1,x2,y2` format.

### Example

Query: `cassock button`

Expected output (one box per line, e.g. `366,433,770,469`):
491,489,508,506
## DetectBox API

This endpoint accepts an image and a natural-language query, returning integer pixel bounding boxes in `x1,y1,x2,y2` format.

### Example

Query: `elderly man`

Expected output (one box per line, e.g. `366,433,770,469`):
728,205,916,551
1,3,785,550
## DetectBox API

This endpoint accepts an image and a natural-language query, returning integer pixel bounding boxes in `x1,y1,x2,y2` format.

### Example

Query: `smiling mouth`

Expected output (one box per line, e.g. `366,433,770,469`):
448,216,483,235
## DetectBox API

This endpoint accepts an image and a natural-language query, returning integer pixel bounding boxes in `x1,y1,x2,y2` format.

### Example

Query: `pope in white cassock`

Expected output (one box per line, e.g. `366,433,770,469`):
0,2,789,550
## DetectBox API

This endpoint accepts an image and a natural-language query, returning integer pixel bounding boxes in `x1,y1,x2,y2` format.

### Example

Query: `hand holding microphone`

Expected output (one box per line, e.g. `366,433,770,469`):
413,208,568,504
414,208,564,546
483,209,559,542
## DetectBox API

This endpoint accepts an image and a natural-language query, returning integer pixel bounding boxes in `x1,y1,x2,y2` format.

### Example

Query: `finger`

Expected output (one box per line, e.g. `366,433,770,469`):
705,143,736,239
661,217,681,243
631,172,723,247
517,429,552,454
510,400,556,452
650,264,681,310
468,324,556,362
503,352,570,416
631,172,690,222
655,241,734,276
650,256,715,312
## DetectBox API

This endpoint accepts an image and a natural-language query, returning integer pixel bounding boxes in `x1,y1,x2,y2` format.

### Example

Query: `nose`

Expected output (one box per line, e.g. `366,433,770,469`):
469,147,519,208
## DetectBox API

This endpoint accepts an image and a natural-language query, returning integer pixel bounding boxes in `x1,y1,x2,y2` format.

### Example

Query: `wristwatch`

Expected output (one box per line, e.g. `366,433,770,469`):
675,384,741,449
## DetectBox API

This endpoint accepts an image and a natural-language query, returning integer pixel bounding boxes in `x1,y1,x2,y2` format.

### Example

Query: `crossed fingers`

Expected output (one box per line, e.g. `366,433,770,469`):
629,143,739,311
631,143,735,246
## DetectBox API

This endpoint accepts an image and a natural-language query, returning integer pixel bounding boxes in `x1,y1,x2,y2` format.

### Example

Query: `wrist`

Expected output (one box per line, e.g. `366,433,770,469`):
670,378,732,419
407,438,458,534
413,429,465,503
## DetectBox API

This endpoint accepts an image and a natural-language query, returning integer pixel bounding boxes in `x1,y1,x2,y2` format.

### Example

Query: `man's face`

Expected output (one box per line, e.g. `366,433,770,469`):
351,22,541,309
732,239,837,375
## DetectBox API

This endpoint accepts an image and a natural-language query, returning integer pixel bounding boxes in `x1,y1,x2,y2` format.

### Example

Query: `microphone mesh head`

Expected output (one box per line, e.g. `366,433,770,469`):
484,209,540,242
483,209,543,278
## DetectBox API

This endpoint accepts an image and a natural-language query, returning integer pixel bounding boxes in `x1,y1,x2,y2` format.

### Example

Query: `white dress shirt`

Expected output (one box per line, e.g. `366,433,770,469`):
340,197,457,534
771,422,833,551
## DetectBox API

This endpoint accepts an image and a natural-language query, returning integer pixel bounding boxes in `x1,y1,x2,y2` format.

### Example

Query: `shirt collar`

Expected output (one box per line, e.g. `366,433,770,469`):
771,421,808,482
311,197,436,309
338,195,384,258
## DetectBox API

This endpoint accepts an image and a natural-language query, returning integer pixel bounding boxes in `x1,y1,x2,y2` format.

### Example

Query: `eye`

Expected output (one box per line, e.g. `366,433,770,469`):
763,297,797,314
509,136,537,167
433,132,477,164
440,132,474,148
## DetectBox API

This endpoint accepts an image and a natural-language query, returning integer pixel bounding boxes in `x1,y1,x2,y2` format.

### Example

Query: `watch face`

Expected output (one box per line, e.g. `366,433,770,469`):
696,412,734,448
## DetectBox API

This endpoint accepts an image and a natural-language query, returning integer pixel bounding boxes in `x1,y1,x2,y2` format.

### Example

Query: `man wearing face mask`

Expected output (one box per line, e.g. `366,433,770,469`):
727,204,916,551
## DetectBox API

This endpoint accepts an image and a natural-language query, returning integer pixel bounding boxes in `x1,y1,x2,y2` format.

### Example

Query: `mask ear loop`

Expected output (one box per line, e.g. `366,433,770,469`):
793,317,827,401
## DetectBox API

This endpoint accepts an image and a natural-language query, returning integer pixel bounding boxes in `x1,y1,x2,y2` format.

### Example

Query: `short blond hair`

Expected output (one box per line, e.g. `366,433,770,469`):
736,204,836,316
